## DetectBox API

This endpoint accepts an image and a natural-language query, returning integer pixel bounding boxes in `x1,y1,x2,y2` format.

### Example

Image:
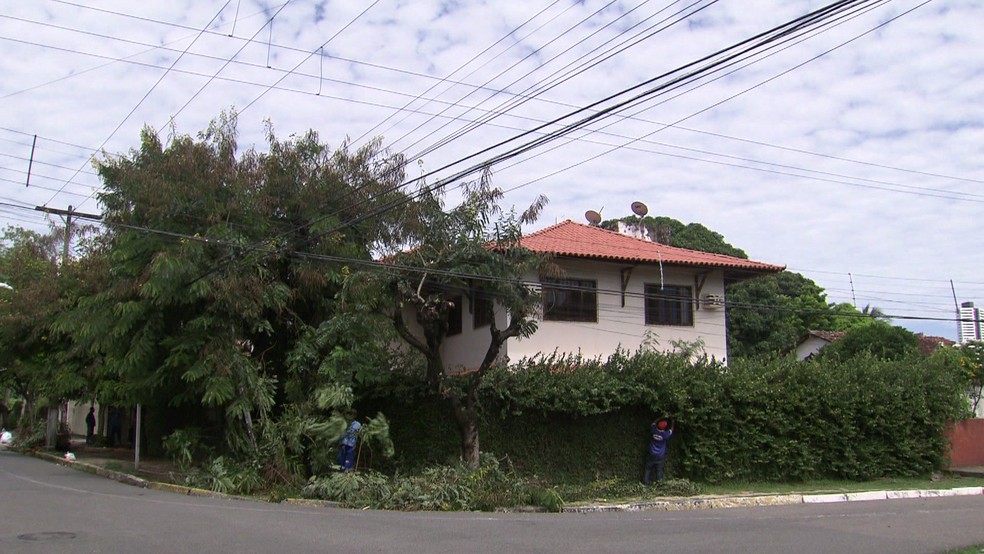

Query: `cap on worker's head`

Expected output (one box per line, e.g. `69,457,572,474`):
656,420,668,430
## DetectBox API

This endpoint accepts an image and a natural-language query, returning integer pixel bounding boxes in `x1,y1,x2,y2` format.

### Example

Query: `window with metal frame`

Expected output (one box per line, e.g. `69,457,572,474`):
542,278,597,322
645,284,693,326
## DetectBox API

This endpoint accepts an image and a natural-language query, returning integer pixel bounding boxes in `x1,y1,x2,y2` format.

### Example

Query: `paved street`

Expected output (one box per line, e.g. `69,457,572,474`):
2,450,984,553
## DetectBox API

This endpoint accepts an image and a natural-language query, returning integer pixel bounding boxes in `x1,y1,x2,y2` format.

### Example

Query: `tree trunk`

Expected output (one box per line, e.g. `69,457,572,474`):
450,394,480,469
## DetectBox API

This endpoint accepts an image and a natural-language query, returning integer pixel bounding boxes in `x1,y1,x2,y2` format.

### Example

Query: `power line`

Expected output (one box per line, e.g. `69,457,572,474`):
160,0,918,288
41,1,235,208
402,0,720,163
352,0,568,147
3,2,976,205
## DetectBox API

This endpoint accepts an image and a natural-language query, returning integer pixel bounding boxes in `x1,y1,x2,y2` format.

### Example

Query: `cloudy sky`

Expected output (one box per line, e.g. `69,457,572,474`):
1,0,981,340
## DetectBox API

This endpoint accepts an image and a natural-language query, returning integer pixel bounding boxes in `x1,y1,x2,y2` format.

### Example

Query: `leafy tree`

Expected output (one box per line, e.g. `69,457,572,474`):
826,302,890,332
345,173,547,469
726,271,835,358
602,215,748,258
958,341,984,414
56,112,407,470
0,226,67,430
817,322,919,362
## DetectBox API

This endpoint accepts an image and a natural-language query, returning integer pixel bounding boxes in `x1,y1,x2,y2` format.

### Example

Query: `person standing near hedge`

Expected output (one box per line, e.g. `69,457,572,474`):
337,411,362,472
643,417,674,485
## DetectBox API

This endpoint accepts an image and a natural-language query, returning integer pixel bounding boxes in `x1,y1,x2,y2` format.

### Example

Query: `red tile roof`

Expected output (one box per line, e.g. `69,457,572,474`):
915,333,956,355
520,220,784,274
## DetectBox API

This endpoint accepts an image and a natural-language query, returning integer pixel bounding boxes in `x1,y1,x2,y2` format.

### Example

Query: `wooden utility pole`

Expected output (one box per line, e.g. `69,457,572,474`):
34,205,101,448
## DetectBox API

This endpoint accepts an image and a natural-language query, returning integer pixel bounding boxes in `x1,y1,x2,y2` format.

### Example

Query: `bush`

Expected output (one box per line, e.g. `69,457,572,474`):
368,348,968,486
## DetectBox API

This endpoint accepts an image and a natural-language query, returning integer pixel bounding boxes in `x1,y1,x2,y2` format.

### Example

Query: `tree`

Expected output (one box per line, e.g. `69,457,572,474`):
57,112,408,469
817,322,919,361
726,271,836,358
602,215,748,258
958,341,984,414
0,226,64,431
346,173,547,469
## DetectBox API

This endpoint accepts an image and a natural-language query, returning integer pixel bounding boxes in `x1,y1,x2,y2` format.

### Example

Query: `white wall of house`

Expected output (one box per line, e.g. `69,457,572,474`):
438,298,509,371
506,259,729,363
399,259,734,371
794,336,831,361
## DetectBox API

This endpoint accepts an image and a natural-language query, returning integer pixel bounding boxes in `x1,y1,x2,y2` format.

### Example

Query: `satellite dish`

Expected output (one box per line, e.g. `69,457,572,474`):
585,210,602,225
631,201,649,217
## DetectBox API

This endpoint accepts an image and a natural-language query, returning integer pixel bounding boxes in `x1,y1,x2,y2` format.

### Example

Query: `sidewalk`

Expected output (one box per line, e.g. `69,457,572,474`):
25,446,984,514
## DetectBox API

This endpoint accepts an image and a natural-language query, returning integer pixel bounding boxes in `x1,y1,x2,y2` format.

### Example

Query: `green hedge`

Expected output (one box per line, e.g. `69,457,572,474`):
361,349,970,484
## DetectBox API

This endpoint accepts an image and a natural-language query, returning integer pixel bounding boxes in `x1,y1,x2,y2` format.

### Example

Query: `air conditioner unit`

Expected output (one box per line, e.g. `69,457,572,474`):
702,294,724,309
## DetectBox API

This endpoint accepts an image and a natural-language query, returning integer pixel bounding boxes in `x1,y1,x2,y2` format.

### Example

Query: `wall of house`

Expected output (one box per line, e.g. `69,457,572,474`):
795,337,828,360
438,298,509,371
505,260,730,363
400,260,732,370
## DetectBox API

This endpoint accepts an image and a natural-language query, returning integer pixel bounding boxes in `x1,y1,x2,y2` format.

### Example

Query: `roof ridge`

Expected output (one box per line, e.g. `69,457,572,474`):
549,220,759,263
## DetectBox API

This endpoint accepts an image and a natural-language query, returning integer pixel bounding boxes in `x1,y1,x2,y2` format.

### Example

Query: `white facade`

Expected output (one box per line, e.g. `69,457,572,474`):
406,258,735,371
509,260,729,363
959,302,983,344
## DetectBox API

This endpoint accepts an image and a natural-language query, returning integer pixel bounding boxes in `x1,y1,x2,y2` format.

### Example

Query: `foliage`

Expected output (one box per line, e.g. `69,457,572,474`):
957,341,984,414
601,215,747,258
300,453,557,511
818,322,919,361
726,271,840,358
372,348,968,485
554,477,702,503
181,455,265,495
0,226,79,429
184,456,235,494
37,113,405,479
162,428,207,470
9,420,46,450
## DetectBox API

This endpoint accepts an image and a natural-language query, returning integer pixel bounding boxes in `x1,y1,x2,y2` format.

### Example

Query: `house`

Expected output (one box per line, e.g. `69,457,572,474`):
793,330,847,360
428,220,784,368
915,333,956,355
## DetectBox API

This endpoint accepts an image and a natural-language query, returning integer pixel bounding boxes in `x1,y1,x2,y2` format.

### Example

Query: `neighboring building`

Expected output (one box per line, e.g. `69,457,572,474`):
793,330,847,361
410,220,784,369
959,302,983,344
916,333,956,355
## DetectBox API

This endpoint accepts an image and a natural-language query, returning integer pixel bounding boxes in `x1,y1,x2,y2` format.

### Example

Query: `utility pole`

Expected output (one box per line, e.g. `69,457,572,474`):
34,205,101,449
951,280,962,343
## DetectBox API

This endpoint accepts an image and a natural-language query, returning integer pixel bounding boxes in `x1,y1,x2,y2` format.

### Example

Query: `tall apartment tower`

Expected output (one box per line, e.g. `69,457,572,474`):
959,302,983,344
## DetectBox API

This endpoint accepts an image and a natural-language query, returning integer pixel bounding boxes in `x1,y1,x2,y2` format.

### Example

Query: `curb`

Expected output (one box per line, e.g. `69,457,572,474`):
22,450,984,514
563,494,803,513
31,451,249,501
802,487,984,504
564,487,984,513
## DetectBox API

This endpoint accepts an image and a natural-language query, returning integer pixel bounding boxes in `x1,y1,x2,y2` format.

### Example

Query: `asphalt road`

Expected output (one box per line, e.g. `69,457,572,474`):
2,449,983,554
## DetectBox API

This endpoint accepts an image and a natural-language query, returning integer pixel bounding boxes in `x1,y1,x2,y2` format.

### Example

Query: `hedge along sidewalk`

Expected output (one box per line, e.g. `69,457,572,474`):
26,450,984,514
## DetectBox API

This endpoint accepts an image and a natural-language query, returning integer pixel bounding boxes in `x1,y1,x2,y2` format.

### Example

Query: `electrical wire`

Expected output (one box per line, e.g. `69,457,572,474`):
40,1,234,207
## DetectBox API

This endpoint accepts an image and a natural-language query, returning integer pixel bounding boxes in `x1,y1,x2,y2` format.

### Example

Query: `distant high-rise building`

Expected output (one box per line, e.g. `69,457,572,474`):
959,302,984,344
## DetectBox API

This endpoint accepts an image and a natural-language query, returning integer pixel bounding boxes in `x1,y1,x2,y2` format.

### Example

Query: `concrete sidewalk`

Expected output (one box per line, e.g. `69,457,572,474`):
23,448,984,514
